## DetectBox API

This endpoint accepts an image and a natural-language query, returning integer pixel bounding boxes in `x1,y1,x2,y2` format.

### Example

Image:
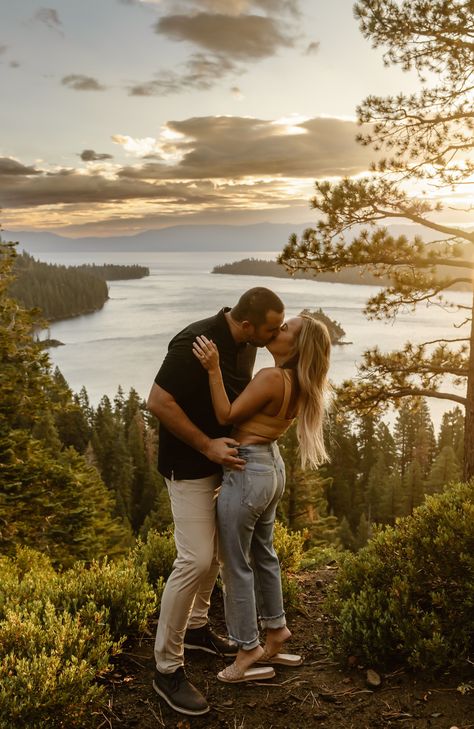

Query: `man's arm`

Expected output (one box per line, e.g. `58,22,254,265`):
146,383,245,469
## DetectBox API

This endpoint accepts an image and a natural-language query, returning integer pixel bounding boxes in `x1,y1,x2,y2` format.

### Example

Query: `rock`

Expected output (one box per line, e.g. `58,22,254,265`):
366,668,382,688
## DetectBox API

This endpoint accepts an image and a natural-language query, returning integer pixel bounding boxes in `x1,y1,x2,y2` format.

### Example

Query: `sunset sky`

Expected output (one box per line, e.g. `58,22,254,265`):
0,0,456,237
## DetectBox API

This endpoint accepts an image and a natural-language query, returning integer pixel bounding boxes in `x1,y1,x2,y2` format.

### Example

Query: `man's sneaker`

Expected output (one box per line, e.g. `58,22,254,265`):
152,666,209,716
184,623,238,657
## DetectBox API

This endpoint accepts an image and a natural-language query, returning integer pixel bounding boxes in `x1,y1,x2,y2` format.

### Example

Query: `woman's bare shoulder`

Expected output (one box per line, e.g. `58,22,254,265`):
252,367,284,385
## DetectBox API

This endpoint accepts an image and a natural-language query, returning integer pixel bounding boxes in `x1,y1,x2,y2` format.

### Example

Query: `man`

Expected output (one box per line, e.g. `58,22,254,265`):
147,287,284,716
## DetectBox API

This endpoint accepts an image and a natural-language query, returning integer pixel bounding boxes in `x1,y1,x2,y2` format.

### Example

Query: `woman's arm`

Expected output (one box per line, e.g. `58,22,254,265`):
192,335,280,425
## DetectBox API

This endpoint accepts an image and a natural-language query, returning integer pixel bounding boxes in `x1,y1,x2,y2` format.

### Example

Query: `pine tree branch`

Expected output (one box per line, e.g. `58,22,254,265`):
379,387,467,406
372,209,474,243
419,337,470,345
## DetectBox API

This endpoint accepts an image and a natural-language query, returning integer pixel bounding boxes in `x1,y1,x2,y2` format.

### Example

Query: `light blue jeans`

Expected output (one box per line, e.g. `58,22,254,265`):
217,442,287,650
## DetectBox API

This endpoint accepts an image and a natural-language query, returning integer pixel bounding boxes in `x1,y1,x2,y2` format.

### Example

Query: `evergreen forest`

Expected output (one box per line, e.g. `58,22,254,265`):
9,251,149,322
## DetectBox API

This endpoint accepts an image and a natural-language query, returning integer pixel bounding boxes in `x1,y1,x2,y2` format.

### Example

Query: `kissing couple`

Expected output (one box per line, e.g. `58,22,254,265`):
147,287,331,716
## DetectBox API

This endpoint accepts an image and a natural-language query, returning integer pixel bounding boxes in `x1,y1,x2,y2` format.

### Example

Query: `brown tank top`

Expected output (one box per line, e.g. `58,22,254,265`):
238,369,295,440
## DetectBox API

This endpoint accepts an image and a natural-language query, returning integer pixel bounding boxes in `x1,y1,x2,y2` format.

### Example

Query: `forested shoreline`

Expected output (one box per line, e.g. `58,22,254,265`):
213,257,388,285
9,251,149,323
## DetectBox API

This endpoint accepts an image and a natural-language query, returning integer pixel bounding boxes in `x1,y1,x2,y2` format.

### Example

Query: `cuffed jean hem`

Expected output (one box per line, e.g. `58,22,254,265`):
260,611,286,630
228,633,261,651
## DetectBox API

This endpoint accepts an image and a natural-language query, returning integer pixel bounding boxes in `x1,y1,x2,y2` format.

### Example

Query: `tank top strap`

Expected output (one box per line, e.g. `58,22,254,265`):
276,369,293,419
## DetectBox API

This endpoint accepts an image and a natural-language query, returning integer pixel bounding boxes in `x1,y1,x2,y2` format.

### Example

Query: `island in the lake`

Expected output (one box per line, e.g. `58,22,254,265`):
212,257,387,286
297,308,348,345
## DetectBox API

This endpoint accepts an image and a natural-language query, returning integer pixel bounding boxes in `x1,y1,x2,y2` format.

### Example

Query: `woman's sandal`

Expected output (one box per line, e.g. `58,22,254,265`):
257,650,303,666
217,662,275,683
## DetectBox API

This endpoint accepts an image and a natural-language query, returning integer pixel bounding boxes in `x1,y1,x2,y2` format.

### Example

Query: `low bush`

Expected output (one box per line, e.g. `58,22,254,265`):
272,521,306,608
0,603,112,729
325,480,474,671
300,544,342,570
0,547,158,728
131,527,176,586
59,557,158,640
273,520,306,573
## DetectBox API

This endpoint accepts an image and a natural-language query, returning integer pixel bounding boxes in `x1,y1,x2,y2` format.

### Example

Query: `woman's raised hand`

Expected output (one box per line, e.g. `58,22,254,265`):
192,335,220,372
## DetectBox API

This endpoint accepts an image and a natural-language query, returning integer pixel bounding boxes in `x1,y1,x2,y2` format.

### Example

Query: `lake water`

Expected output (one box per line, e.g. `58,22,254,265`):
39,250,470,431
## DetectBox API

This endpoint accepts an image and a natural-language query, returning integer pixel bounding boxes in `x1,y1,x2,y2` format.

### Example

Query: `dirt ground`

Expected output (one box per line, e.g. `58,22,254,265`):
99,569,474,729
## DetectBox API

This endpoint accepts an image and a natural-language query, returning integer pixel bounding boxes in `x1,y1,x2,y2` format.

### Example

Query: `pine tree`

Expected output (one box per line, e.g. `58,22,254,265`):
279,0,474,479
426,445,462,495
338,516,356,552
322,407,359,524
394,398,435,479
91,396,134,526
355,512,370,550
0,241,131,564
437,407,464,463
32,411,63,454
403,459,426,513
278,423,337,545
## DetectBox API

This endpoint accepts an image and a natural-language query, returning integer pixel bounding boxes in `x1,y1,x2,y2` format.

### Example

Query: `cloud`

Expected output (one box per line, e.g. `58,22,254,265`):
156,13,295,59
122,0,299,13
0,168,219,208
305,41,320,55
117,115,373,180
230,85,243,99
128,53,237,95
191,0,300,15
124,1,306,96
0,116,374,213
0,158,41,176
9,61,21,68
0,45,7,55
33,8,63,32
62,74,107,91
111,135,162,156
80,150,114,162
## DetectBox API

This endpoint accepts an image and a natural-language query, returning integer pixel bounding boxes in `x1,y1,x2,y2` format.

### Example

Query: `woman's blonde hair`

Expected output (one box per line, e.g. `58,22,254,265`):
289,315,331,469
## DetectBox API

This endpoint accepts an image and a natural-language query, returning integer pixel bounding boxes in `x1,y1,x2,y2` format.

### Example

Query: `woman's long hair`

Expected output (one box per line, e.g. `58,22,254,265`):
289,315,331,469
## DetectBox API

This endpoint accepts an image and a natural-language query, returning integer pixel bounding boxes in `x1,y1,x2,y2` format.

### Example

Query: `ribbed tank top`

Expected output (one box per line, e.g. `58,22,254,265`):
238,368,295,440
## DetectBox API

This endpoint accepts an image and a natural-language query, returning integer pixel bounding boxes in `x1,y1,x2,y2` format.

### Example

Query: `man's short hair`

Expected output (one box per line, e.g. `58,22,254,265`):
232,287,284,326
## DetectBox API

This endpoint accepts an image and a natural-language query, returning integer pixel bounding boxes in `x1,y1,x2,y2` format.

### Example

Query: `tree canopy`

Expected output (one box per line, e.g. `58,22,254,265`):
279,0,474,479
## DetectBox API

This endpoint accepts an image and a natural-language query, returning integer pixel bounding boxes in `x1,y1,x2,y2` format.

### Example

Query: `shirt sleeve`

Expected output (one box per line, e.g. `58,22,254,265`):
155,332,207,403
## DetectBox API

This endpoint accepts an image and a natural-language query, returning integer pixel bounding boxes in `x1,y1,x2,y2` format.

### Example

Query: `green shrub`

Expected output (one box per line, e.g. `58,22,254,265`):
300,544,342,570
271,521,306,609
326,480,474,671
0,548,157,640
273,520,306,573
131,527,177,586
0,547,158,728
0,602,112,729
59,557,158,640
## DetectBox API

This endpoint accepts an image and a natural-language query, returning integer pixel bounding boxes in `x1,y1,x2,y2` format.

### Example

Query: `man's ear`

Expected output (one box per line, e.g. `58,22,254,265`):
240,320,254,335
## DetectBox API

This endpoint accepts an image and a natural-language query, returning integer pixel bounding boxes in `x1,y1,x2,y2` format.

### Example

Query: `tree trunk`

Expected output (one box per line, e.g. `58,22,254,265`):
463,286,474,481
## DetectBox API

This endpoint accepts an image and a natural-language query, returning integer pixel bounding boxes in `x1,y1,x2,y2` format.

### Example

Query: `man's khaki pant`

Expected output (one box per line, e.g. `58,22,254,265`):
154,473,221,673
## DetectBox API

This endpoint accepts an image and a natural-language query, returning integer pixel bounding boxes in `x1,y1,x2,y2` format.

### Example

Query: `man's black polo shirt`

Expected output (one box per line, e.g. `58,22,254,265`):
155,308,256,480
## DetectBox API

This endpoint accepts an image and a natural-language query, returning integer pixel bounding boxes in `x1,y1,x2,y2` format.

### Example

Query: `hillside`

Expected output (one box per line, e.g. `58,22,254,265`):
102,569,474,729
9,252,149,322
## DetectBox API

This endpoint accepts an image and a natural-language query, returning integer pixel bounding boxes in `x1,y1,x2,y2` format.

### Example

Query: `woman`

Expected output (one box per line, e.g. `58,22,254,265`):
192,314,331,683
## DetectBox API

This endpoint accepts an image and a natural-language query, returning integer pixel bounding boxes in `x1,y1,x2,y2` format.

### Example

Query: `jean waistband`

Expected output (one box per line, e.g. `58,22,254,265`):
237,442,280,464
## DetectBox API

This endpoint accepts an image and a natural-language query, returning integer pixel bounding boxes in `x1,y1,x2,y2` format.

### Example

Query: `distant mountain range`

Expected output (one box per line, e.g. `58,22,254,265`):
2,221,455,254
4,223,312,254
